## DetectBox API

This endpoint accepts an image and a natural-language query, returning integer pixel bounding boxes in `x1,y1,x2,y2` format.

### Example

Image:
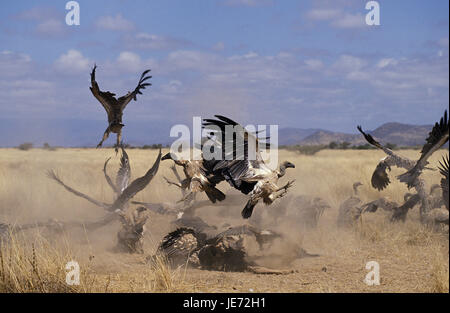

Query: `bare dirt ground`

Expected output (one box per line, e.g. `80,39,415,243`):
0,148,448,292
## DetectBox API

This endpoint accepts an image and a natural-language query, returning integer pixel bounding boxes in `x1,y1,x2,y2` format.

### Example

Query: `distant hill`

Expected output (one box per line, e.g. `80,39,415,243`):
279,122,434,147
276,128,321,145
0,118,437,148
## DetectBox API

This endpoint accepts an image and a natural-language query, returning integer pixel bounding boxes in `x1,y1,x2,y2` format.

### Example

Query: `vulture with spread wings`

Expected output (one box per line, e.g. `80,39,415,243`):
202,115,295,219
48,148,161,213
358,110,449,223
438,155,449,210
398,110,449,188
103,146,131,195
90,65,152,151
161,152,226,204
357,125,416,191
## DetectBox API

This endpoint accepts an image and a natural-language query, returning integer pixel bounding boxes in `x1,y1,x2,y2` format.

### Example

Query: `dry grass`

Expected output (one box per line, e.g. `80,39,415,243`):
0,232,95,292
0,148,448,293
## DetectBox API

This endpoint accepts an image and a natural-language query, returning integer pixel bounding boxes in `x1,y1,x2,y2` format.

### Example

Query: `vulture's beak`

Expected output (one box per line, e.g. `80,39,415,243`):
161,153,173,161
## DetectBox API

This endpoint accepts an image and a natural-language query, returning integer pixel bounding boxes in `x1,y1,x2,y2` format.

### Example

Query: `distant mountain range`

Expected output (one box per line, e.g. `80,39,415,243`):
0,118,437,148
278,122,434,147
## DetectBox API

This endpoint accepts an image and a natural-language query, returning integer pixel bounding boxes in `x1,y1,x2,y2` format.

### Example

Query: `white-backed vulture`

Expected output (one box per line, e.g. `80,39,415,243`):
202,115,295,219
337,182,363,227
358,110,449,224
90,65,152,151
161,152,226,203
438,155,449,210
398,110,449,188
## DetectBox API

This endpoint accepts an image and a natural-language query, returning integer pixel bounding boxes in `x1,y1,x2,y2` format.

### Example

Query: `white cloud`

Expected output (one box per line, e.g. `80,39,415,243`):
0,45,448,134
36,19,66,37
377,58,398,68
332,54,366,72
306,8,366,29
123,32,189,50
307,9,341,21
160,80,183,94
96,14,135,31
0,51,32,77
304,59,324,70
167,50,218,71
54,50,91,73
116,51,156,72
331,13,365,29
228,51,259,60
15,7,58,21
212,41,225,51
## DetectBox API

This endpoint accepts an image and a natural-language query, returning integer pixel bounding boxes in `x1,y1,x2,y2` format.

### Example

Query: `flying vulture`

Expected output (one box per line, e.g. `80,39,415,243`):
202,115,295,219
90,65,152,151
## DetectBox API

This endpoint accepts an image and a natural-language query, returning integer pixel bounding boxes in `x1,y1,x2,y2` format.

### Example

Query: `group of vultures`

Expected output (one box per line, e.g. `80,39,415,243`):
1,67,448,273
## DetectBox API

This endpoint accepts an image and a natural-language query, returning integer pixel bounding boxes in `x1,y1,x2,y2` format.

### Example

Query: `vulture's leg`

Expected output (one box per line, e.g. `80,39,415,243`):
177,191,195,204
97,126,111,148
163,176,183,188
115,130,122,154
276,180,295,192
274,180,295,199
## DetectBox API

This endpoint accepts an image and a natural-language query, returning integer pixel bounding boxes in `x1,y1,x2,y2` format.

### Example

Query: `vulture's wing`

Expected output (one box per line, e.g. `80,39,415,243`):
172,216,215,234
358,125,415,190
361,200,380,213
398,110,449,188
47,170,111,210
438,155,449,210
371,158,391,191
213,224,259,240
117,69,152,111
131,201,177,215
357,125,385,151
157,227,204,258
202,115,270,184
110,149,161,211
390,193,421,222
116,146,131,193
361,198,397,213
103,157,119,194
89,65,117,115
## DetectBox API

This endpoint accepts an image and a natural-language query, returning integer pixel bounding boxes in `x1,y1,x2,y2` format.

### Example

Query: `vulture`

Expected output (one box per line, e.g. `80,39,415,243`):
161,152,226,203
286,195,330,229
89,65,152,151
357,125,415,191
155,224,316,272
438,155,449,210
47,149,161,252
213,224,283,250
398,110,449,188
337,182,363,227
360,197,398,214
202,115,295,219
358,110,449,224
390,193,421,222
47,148,161,212
103,146,131,195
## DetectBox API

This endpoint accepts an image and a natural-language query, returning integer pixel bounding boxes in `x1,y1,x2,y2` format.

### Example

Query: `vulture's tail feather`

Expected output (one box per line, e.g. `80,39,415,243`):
204,187,226,203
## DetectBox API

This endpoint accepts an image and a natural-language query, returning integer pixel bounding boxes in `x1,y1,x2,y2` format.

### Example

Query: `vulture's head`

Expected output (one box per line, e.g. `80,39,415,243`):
404,192,414,202
353,182,363,194
162,152,177,161
281,161,295,169
278,161,295,178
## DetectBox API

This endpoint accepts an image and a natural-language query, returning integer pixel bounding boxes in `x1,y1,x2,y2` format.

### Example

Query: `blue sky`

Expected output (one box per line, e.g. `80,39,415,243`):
0,0,448,146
